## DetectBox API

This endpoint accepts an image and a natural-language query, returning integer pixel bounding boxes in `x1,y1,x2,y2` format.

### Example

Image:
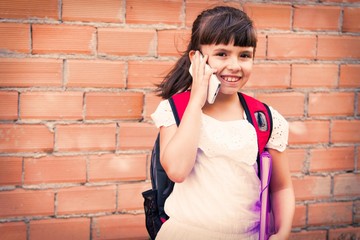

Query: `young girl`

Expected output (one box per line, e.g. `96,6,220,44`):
151,6,295,240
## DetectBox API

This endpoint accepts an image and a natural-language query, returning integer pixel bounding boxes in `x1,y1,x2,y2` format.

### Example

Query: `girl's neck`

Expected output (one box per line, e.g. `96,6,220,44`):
202,92,244,121
214,92,238,102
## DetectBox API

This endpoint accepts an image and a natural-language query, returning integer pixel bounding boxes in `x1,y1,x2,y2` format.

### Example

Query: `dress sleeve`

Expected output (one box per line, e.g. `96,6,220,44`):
151,100,176,128
266,107,289,152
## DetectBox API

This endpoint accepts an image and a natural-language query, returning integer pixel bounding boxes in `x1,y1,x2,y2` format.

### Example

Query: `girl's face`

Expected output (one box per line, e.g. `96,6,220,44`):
201,43,254,95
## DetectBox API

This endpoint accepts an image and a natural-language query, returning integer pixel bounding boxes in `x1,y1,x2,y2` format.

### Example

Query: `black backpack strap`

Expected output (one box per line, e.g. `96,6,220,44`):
144,91,192,239
238,92,273,178
151,91,190,222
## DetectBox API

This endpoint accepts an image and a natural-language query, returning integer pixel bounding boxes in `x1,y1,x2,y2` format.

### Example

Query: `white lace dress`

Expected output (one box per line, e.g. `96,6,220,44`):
151,99,288,240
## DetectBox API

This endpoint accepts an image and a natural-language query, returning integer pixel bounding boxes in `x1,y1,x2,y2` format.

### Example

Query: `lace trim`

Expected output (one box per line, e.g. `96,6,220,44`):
151,100,176,128
151,101,289,152
266,107,289,152
199,113,258,165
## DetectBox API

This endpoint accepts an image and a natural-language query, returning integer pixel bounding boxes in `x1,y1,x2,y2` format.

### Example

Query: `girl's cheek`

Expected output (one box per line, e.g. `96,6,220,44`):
243,62,253,71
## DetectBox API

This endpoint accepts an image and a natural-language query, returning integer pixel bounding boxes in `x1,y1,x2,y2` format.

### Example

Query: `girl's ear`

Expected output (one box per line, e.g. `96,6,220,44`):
189,50,196,63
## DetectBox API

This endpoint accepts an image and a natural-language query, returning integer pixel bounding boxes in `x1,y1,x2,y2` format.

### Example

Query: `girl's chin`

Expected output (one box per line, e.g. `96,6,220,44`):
218,88,241,96
218,81,248,94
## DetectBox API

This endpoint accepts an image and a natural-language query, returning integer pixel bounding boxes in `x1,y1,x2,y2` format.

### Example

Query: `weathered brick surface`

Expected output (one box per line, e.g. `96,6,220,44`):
0,0,359,239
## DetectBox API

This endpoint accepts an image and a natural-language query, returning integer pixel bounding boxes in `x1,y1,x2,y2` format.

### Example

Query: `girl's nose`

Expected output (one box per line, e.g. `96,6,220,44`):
227,58,241,71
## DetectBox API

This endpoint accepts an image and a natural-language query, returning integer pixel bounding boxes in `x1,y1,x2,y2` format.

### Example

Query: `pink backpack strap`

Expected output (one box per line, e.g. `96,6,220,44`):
168,91,191,126
238,93,273,154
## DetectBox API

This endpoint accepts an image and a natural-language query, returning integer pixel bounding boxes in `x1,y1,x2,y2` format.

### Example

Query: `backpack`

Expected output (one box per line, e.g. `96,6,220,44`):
142,91,273,240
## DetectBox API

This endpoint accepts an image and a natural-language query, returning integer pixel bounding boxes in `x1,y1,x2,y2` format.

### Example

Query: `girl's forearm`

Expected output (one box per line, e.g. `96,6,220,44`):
271,187,295,239
161,101,203,182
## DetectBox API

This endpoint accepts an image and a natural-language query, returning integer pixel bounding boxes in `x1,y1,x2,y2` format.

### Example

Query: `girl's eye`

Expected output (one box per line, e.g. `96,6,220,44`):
240,53,252,58
216,52,227,57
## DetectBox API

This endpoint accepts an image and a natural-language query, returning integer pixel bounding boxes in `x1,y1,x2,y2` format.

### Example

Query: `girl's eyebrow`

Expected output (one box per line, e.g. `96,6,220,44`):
241,50,253,55
213,48,230,52
213,48,253,55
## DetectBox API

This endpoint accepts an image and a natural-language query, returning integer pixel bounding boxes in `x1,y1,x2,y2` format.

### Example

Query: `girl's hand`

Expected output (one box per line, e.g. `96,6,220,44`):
268,233,288,240
189,51,217,108
268,234,280,240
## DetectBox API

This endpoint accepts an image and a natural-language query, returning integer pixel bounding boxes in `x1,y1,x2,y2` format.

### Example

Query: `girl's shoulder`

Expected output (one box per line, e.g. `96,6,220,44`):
151,99,176,128
266,106,289,152
269,106,288,127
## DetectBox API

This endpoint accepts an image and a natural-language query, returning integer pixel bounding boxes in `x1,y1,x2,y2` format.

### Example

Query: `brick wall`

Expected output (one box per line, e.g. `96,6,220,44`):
0,0,359,239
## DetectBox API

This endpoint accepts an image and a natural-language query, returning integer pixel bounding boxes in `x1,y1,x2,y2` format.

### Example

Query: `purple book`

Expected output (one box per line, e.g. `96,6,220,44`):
259,151,275,240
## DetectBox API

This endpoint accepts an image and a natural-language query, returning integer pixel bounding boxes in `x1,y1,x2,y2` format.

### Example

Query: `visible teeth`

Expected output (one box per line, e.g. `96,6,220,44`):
223,77,240,82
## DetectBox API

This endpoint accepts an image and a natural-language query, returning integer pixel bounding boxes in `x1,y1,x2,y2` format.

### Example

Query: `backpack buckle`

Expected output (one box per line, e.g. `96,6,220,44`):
255,111,268,132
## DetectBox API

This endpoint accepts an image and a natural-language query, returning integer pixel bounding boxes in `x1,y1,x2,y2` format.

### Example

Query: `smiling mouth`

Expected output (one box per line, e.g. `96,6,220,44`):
220,76,242,82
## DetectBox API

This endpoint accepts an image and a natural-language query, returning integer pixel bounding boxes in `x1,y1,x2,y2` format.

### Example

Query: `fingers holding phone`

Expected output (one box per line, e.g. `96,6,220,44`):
189,51,221,105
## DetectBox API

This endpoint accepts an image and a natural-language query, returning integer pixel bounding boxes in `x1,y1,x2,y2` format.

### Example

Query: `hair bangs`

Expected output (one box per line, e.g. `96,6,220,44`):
199,12,257,48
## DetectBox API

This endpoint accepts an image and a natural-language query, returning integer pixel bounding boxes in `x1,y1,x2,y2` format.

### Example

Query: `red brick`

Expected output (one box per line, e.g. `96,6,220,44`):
30,218,90,240
268,34,316,59
0,91,18,120
343,7,360,32
293,205,306,228
0,58,62,87
291,64,338,88
356,201,360,223
0,124,53,153
340,64,360,88
85,92,143,120
246,64,290,89
144,93,162,120
317,35,360,60
126,0,182,25
67,59,126,88
0,222,27,240
358,95,360,116
308,202,353,226
57,186,116,215
92,214,147,240
20,92,83,120
287,149,306,173
308,92,354,117
118,122,158,150
157,29,190,57
292,176,331,201
62,0,123,23
0,23,30,53
289,230,327,240
32,24,95,54
310,147,355,172
334,173,360,197
293,6,341,31
256,92,305,117
118,182,151,211
289,121,330,145
24,156,87,184
98,28,156,56
56,124,116,152
322,0,359,2
127,60,174,88
244,4,291,30
185,1,237,27
0,157,22,186
0,189,54,218
256,34,267,59
332,120,360,143
0,0,58,19
330,227,360,240
88,154,147,182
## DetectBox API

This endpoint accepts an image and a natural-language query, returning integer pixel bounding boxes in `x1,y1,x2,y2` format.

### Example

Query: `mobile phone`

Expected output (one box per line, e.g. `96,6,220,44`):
189,54,221,104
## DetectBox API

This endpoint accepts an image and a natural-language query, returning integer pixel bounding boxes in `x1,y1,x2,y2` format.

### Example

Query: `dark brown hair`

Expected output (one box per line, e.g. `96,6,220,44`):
155,6,257,99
